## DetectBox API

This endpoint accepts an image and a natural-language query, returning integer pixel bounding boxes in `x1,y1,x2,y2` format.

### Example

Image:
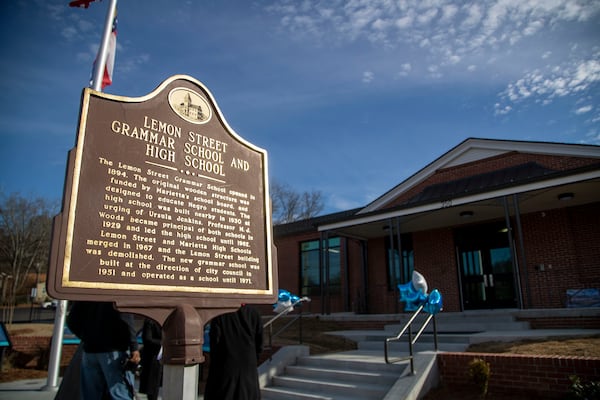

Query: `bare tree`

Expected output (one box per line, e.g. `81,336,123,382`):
271,182,324,224
0,192,55,324
298,190,324,220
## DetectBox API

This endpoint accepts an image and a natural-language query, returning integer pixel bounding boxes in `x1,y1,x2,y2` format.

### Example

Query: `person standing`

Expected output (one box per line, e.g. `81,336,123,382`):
204,304,264,400
139,318,162,400
66,301,141,400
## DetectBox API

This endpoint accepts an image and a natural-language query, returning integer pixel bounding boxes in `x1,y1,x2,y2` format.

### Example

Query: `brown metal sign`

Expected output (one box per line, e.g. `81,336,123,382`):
48,75,277,308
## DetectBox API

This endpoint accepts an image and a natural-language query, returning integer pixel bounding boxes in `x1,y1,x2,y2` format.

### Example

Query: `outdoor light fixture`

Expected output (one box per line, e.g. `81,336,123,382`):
557,192,574,201
459,210,474,218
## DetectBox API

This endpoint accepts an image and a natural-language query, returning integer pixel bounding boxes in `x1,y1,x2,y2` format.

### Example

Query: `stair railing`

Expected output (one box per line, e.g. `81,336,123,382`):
262,297,311,353
384,304,438,375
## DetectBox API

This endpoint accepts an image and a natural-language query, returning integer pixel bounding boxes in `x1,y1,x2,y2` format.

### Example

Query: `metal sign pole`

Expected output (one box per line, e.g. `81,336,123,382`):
163,365,200,400
42,300,67,391
91,0,117,91
43,0,117,391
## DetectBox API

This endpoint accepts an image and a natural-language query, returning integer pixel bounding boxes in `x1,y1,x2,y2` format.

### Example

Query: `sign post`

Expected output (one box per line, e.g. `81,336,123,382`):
47,75,278,397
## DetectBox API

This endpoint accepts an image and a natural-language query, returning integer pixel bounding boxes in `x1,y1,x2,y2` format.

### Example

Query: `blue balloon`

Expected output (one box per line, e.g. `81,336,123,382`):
278,289,291,302
424,289,443,315
398,282,428,311
273,289,304,313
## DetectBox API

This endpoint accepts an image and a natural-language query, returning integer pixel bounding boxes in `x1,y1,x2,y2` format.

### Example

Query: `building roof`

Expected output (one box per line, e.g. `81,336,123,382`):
273,138,600,239
404,161,556,205
361,137,600,213
307,138,600,238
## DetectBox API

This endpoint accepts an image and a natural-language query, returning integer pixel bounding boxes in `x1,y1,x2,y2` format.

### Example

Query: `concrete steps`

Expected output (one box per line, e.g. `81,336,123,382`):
261,351,409,400
259,310,541,399
331,309,532,354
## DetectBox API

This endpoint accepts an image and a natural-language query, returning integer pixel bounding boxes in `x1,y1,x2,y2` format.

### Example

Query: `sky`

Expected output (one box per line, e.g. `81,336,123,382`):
1,0,599,215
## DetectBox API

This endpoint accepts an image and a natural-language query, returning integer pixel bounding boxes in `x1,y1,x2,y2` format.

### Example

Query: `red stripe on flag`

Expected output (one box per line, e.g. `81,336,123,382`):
101,12,117,88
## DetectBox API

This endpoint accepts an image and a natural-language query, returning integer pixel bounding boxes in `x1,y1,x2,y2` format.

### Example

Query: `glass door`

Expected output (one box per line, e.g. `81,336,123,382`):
456,223,517,309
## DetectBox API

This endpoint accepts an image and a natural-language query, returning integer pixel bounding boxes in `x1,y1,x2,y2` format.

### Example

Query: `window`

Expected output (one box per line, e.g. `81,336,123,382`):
386,233,414,290
300,237,341,296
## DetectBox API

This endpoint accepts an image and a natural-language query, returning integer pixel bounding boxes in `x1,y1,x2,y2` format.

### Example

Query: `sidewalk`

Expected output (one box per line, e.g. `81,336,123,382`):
0,378,200,400
0,378,59,400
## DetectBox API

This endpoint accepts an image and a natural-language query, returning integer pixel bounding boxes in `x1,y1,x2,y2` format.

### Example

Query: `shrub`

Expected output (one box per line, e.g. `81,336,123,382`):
566,375,600,400
468,357,491,399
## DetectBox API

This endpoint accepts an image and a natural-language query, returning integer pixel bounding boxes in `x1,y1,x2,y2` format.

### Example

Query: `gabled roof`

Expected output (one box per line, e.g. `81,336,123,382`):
360,137,600,213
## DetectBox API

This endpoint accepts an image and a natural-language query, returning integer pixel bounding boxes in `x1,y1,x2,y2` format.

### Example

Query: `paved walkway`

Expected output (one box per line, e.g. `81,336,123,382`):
0,379,59,400
0,378,192,400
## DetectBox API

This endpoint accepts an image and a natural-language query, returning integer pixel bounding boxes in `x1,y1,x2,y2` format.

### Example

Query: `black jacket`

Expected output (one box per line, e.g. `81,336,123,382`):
67,301,139,354
204,305,264,400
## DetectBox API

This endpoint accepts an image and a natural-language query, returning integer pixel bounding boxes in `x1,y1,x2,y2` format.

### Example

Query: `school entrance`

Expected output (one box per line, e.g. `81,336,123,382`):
455,221,518,310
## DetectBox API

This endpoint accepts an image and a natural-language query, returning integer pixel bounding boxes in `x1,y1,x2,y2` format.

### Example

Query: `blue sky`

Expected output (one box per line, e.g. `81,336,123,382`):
1,0,599,215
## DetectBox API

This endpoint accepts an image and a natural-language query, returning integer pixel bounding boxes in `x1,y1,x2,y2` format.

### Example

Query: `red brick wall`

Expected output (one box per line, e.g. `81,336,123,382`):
274,202,600,314
520,203,600,309
414,228,461,312
8,336,78,368
437,352,600,399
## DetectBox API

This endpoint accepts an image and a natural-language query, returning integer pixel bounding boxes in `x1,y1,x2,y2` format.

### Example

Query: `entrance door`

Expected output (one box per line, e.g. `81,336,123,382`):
456,223,517,310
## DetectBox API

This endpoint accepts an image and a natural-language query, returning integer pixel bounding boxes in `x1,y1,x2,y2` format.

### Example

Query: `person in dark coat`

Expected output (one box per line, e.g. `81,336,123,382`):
139,318,162,400
203,304,264,400
66,301,140,400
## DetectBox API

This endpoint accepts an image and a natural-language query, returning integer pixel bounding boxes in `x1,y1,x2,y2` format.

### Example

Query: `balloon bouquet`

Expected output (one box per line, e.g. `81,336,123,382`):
273,289,309,315
397,271,443,315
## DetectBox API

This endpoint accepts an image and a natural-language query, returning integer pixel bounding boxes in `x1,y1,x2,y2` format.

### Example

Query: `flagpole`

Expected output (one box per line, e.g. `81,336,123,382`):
91,0,118,91
42,1,118,391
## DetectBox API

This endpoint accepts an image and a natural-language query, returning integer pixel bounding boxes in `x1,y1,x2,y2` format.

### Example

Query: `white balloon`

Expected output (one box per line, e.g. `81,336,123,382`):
411,270,428,294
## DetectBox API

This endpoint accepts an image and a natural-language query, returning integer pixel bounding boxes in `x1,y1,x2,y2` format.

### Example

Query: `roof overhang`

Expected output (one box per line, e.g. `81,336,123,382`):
318,169,600,240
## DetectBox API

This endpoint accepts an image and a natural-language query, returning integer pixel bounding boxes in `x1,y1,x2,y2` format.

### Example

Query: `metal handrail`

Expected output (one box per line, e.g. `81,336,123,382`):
263,297,311,352
384,305,438,375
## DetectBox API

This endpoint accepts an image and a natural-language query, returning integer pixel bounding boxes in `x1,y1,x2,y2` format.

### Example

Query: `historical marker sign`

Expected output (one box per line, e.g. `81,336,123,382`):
48,75,277,307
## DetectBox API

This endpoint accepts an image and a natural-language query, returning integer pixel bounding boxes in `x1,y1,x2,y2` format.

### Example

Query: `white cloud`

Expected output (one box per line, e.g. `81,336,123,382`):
267,0,600,113
440,4,459,23
362,70,375,83
497,56,600,113
395,15,413,29
461,3,483,30
575,105,592,115
417,8,439,25
494,103,512,115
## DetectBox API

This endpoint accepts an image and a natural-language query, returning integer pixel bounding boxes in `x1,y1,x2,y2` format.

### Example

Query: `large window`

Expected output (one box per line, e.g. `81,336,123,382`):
386,233,414,290
300,237,341,296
